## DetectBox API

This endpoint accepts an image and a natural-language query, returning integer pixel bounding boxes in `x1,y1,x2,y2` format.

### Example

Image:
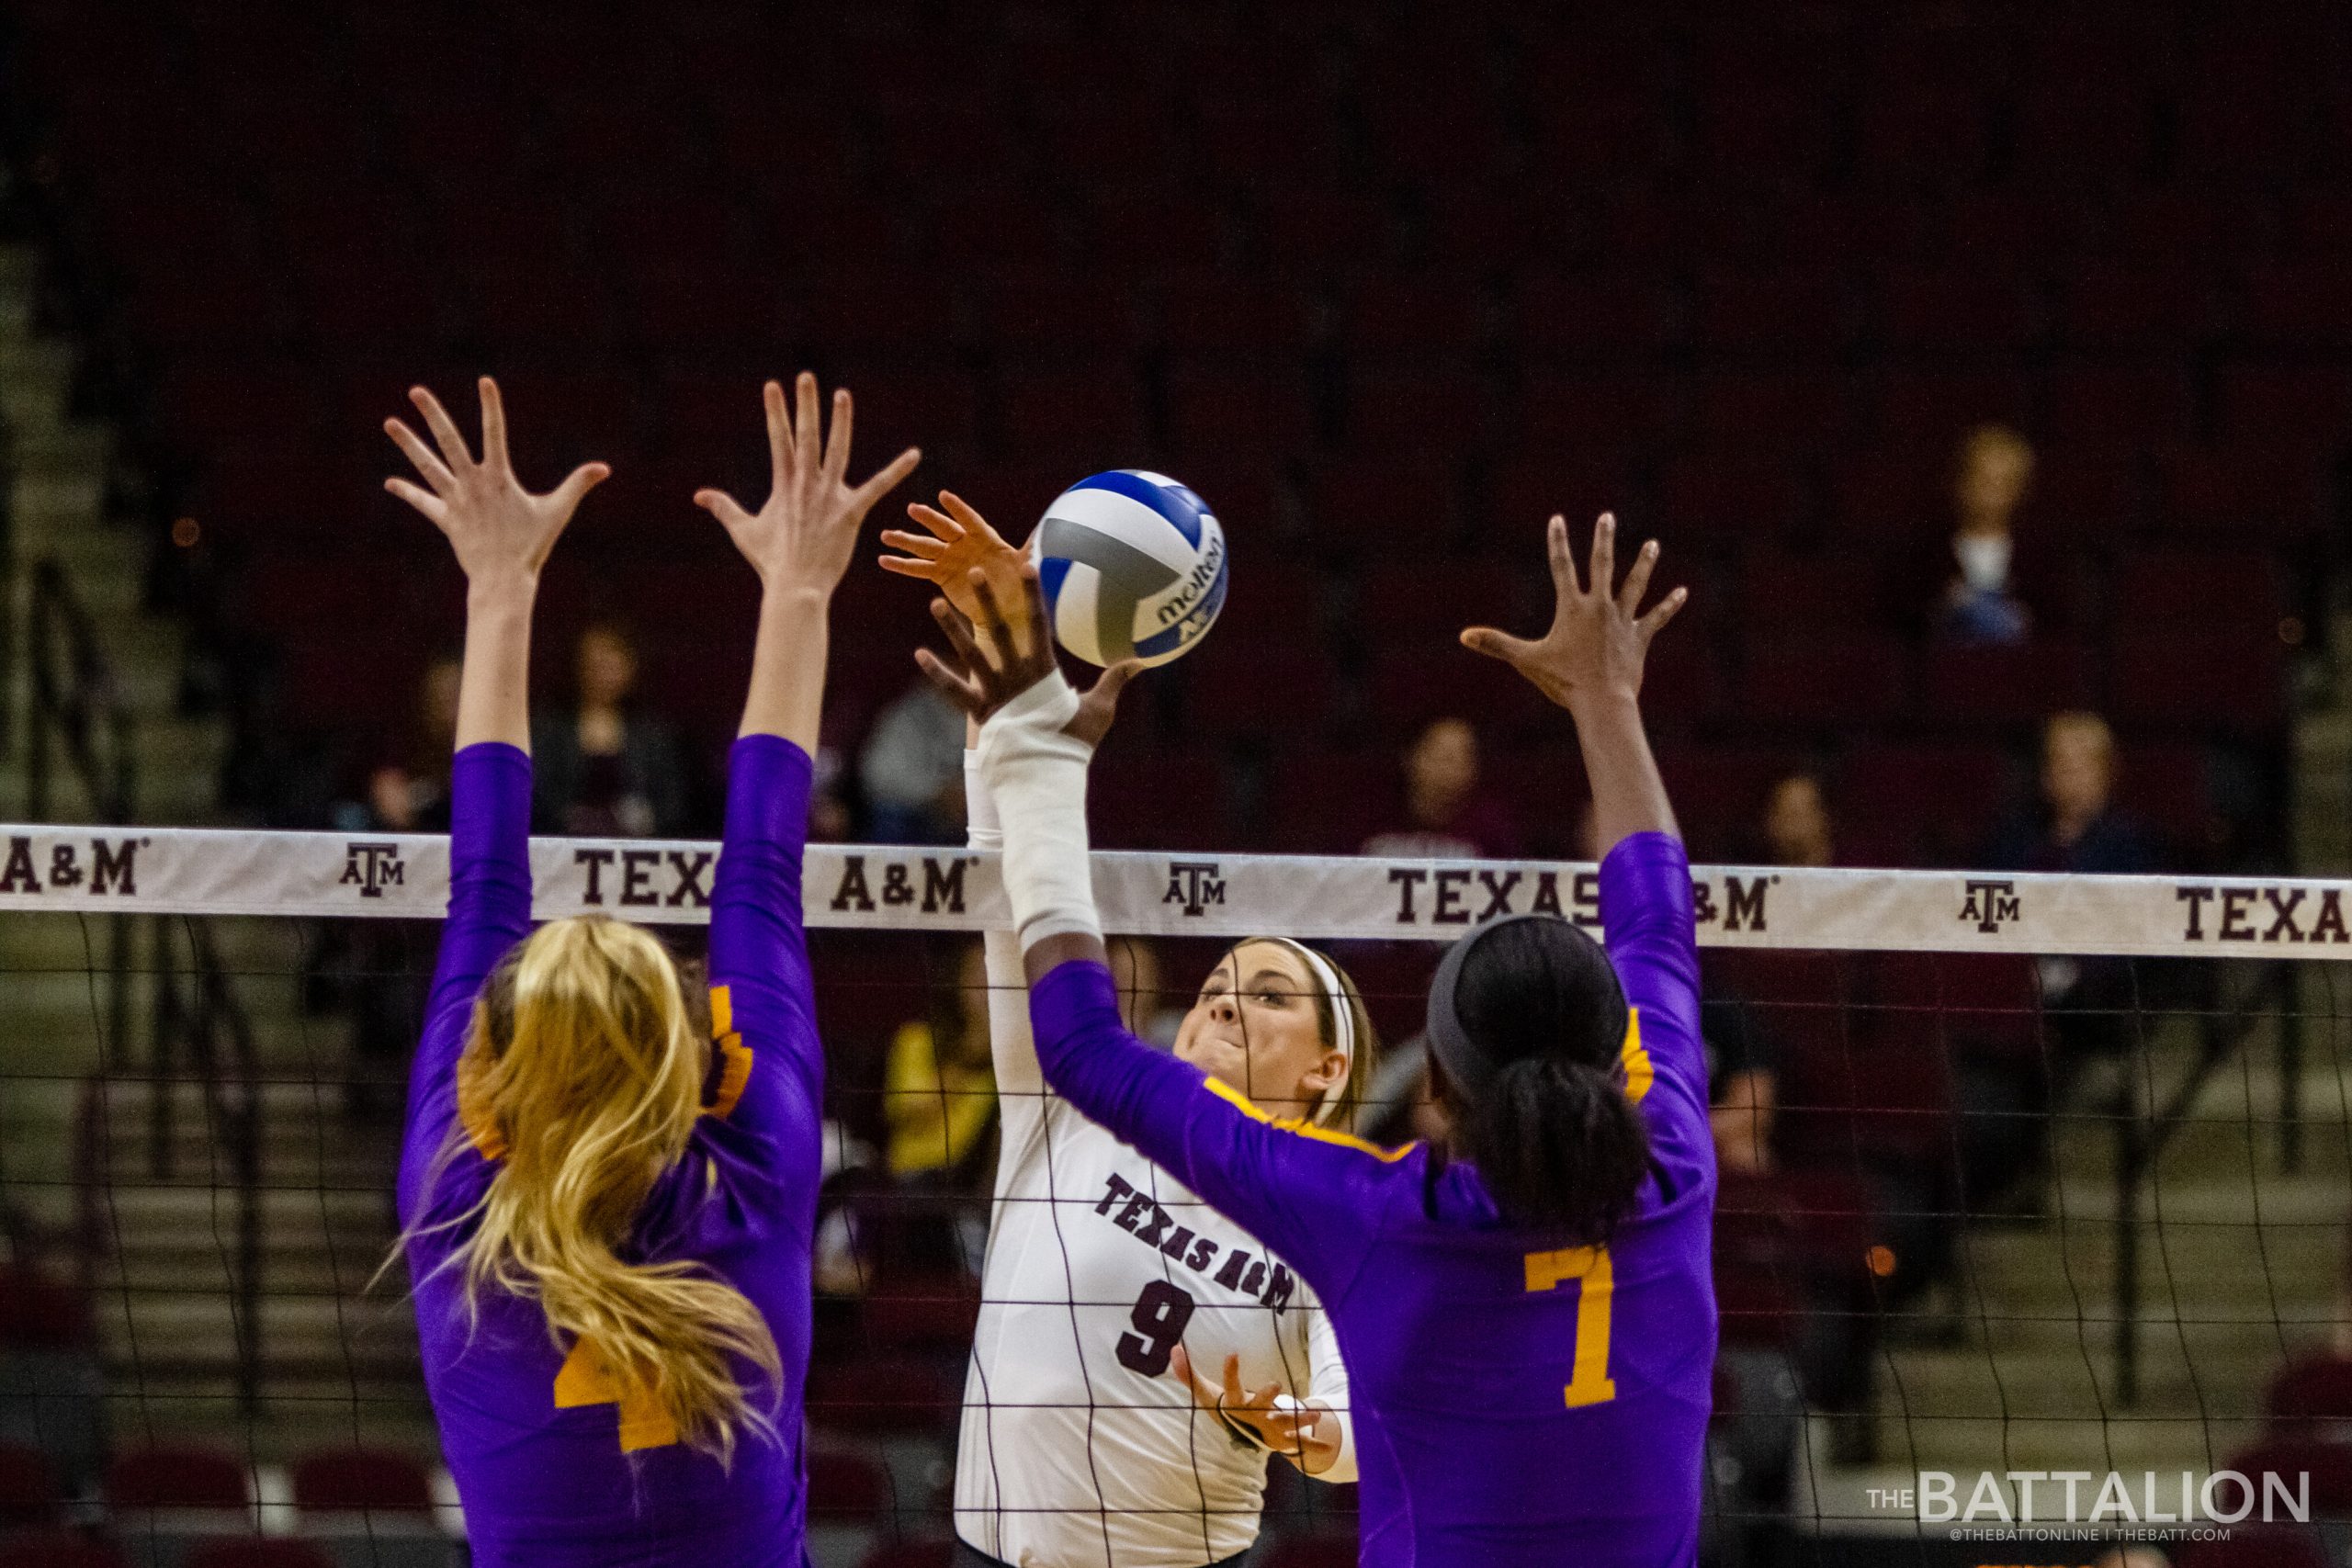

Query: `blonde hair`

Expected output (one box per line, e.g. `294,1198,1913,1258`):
407,916,780,1462
1235,937,1383,1134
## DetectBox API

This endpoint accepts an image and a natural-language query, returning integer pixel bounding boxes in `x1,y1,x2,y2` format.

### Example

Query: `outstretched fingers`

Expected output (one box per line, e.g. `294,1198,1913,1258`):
694,487,756,532
1616,538,1661,615
938,490,1003,544
549,462,611,516
477,377,510,472
763,379,793,490
409,386,474,473
931,595,1002,680
913,646,989,716
384,418,456,495
821,387,853,482
1460,626,1538,666
1589,513,1617,602
383,476,448,526
794,372,821,480
1637,584,1691,641
853,447,922,511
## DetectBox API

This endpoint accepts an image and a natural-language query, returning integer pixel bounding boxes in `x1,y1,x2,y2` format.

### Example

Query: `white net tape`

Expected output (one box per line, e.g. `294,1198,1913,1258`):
0,823,2345,956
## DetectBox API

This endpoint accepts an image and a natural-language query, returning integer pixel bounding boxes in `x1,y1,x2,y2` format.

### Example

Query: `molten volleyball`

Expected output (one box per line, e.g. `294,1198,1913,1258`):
1029,470,1227,668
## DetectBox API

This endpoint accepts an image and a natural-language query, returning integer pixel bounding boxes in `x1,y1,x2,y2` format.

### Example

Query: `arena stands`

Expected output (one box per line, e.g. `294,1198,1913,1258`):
0,2,2343,1562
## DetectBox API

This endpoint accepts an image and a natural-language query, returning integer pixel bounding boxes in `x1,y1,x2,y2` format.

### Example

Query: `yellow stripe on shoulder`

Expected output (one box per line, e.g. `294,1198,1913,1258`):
1619,1007,1654,1105
1202,1077,1417,1164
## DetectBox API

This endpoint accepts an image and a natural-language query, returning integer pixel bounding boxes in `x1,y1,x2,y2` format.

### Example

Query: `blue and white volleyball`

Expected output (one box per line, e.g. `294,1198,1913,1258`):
1029,470,1228,668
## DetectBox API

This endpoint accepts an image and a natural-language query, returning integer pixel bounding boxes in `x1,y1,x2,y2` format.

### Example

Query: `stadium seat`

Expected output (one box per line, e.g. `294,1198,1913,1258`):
2212,366,2352,457
288,1449,432,1516
1736,554,1890,632
2052,262,2215,354
805,1356,961,1438
0,1532,127,1568
1877,268,2037,357
854,1539,955,1568
288,1448,452,1568
1512,274,1672,359
2109,630,2286,735
2113,548,2284,627
1166,363,1316,460
2154,446,2327,542
2041,363,2198,447
1737,633,1910,728
0,1440,57,1530
1654,459,1809,542
2270,1354,2352,1438
1918,639,2098,729
184,1543,334,1568
807,1446,894,1568
1838,743,2015,864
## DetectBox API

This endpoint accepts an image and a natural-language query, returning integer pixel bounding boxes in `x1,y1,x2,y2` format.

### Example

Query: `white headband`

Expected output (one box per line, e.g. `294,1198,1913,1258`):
1266,939,1356,1125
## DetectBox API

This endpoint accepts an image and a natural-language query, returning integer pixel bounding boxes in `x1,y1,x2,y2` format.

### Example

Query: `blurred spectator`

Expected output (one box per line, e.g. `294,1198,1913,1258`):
1760,773,1836,868
1934,423,2036,646
859,677,967,844
807,744,854,843
883,942,997,1184
348,651,463,837
1988,712,2156,877
883,942,997,1278
1360,717,1522,860
531,623,689,837
1974,712,2160,1210
322,652,464,1121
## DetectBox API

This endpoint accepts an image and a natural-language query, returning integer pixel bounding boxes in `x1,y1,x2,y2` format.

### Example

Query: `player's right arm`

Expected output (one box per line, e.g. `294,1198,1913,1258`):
382,378,608,1218
698,376,919,1144
963,721,1053,1176
1465,511,1711,1179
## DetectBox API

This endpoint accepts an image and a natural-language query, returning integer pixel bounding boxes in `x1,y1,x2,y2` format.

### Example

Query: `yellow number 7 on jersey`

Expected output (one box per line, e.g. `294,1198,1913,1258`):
1525,1245,1617,1408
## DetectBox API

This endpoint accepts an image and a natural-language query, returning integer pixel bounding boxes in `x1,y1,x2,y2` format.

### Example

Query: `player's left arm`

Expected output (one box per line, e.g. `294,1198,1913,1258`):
699,375,919,1130
382,378,604,1208
1465,511,1712,1175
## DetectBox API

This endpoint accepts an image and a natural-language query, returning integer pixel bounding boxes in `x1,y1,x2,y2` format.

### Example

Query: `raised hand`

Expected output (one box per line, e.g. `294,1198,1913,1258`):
1461,512,1687,715
879,491,1029,626
695,373,922,593
384,378,607,587
915,567,1136,746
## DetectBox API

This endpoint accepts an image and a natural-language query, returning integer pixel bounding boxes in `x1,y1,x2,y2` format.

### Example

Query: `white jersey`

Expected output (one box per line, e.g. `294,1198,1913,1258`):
955,771,1353,1568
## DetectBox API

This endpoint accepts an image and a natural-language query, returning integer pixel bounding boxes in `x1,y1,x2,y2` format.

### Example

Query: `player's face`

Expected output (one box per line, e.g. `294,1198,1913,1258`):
1175,942,1346,1114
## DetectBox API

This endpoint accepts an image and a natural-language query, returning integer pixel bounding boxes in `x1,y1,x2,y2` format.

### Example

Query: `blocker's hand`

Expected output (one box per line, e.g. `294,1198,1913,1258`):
915,567,1136,746
879,491,1030,626
1461,512,1687,716
695,373,921,594
1169,1345,1339,1475
384,377,607,585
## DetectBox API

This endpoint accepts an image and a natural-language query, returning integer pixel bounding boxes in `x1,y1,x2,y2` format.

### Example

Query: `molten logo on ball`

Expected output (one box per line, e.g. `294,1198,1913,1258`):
1030,470,1229,668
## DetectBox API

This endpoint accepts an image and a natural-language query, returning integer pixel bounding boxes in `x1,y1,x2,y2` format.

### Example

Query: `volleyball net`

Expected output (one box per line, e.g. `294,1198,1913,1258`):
0,823,2346,1566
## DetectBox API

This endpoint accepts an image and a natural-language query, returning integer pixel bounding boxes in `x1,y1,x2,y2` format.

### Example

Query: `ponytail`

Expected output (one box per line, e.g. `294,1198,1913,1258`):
400,916,781,1462
1427,915,1652,1243
1464,1055,1650,1243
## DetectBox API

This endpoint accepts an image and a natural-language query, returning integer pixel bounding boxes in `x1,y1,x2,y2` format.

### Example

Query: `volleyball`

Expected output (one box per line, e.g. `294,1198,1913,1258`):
1029,470,1228,668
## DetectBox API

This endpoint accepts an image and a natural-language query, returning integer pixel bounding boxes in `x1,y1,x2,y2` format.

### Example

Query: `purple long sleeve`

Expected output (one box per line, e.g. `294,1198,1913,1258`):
401,734,823,1568
1025,830,1716,1566
398,742,532,1225
1028,958,1404,1303
1599,830,1714,1199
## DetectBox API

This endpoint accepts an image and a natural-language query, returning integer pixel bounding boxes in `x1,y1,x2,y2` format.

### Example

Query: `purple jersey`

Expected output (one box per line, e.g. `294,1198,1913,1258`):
399,738,823,1568
1028,832,1716,1567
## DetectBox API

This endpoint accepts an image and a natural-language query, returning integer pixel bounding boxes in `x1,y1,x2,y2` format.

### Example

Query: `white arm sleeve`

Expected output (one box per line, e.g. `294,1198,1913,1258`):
966,750,1046,1159
974,673,1102,949
1306,1294,1359,1485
